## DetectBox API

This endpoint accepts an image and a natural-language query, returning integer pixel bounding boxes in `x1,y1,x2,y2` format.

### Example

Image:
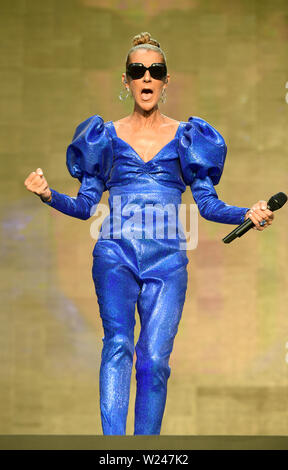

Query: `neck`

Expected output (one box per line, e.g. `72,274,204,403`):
128,103,165,128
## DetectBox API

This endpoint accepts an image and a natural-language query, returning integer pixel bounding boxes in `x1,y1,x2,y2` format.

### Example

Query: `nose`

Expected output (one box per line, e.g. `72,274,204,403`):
143,69,151,81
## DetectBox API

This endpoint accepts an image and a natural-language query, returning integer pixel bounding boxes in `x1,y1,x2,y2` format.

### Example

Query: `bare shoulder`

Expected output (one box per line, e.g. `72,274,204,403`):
160,116,181,134
113,117,130,131
162,115,181,126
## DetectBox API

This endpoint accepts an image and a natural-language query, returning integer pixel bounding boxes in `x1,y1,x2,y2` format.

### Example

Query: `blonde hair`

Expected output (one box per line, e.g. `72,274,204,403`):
125,32,167,70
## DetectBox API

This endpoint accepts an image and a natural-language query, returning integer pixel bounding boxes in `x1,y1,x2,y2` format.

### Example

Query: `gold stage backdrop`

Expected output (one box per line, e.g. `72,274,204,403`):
1,0,288,435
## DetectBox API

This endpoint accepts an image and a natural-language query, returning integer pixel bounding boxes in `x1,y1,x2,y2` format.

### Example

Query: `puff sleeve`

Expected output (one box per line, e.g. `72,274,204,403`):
42,115,113,220
179,116,250,225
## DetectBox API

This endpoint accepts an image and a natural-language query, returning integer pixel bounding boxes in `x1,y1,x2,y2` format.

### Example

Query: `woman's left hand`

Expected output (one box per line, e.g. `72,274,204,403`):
244,200,274,230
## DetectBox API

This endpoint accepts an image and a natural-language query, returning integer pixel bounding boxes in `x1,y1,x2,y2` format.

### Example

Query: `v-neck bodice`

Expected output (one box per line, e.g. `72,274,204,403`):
65,114,229,198
106,120,183,166
103,119,187,194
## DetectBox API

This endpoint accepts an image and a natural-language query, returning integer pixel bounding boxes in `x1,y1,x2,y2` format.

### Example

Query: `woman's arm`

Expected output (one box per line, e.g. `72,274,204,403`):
190,175,250,225
25,168,105,220
190,175,274,229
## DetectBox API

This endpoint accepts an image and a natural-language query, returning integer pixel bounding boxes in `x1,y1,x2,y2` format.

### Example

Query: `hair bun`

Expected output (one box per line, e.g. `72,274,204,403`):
132,32,160,48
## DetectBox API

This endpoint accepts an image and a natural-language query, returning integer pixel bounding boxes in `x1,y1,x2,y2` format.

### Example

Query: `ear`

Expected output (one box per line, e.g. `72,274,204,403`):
122,72,127,85
164,73,170,87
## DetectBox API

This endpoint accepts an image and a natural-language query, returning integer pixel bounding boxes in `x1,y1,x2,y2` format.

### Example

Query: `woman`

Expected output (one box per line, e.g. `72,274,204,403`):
24,32,274,435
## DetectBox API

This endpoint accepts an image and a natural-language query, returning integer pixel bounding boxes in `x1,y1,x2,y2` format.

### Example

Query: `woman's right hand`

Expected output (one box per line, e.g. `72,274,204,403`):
24,168,52,202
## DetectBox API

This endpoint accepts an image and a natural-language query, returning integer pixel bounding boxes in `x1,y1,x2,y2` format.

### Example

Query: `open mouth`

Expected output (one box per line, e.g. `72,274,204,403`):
141,88,153,98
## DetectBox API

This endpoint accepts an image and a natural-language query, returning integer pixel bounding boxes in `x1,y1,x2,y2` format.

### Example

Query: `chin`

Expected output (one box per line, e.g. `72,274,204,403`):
137,100,159,109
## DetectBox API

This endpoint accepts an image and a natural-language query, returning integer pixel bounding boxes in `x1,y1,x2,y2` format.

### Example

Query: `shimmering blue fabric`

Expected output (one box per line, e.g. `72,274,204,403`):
42,114,250,434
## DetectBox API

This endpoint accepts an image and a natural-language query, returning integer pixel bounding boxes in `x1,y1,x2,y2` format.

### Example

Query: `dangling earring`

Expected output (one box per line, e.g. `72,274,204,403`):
160,88,167,104
119,86,131,101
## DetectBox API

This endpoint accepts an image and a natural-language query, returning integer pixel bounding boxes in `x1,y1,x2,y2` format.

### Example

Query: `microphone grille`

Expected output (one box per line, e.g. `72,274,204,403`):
268,192,287,211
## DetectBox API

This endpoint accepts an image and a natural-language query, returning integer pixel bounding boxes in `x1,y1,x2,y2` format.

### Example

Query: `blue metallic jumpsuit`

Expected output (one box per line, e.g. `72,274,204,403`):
42,114,250,435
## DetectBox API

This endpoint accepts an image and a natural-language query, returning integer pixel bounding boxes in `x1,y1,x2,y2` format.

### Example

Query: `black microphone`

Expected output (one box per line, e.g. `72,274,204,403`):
222,192,287,244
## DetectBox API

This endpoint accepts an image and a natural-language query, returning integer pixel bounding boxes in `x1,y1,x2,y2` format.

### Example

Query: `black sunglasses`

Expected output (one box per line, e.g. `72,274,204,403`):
126,62,167,80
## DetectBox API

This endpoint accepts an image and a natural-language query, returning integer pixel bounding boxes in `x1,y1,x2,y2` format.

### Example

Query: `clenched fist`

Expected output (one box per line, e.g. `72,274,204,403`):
244,200,274,231
24,168,52,203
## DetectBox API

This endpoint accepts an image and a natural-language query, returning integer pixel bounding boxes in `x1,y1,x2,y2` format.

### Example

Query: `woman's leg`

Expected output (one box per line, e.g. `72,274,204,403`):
134,265,188,435
92,250,141,435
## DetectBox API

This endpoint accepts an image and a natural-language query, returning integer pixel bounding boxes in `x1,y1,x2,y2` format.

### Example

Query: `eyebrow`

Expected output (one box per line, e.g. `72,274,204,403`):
128,63,164,66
